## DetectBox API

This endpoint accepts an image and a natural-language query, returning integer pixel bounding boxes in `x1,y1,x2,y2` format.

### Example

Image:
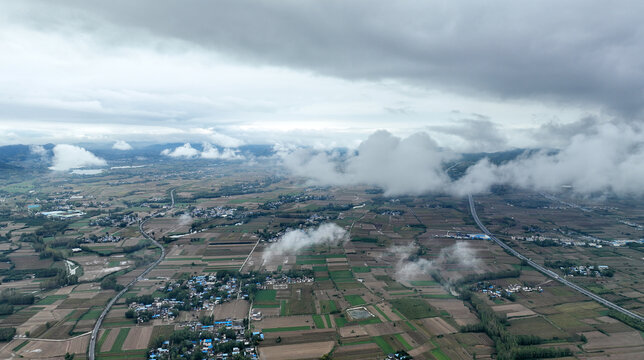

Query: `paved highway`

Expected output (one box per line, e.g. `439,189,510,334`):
88,191,172,359
468,194,644,323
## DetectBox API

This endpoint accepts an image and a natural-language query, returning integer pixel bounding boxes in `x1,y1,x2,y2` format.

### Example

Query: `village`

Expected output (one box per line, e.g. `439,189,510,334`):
472,281,543,300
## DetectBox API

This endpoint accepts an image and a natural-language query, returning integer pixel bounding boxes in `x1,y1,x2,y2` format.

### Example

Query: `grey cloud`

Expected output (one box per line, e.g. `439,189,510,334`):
429,118,508,152
30,0,644,116
280,130,455,196
530,116,602,148
453,122,644,196
283,125,644,197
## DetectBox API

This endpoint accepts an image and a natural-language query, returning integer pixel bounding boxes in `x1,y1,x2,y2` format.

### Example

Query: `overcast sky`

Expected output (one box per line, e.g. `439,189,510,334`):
1,0,643,152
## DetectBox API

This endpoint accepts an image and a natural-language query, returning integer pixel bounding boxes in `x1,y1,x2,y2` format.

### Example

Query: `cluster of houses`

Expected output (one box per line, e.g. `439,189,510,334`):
386,351,413,360
438,232,491,240
83,233,122,243
185,274,242,306
89,213,139,227
264,274,314,288
190,206,239,219
474,281,543,300
504,283,543,294
39,210,85,219
561,264,610,277
128,298,181,323
150,319,260,360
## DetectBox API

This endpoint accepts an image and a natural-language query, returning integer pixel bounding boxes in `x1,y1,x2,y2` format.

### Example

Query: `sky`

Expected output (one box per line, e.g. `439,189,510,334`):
2,1,644,196
1,0,642,152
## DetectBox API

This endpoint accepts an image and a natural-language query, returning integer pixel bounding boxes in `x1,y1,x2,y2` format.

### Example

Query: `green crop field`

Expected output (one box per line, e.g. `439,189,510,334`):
351,266,371,273
330,270,353,281
110,327,131,352
312,314,325,328
319,300,337,313
254,289,277,302
373,336,395,354
394,333,412,350
97,329,112,351
390,298,436,319
344,295,366,306
36,295,67,305
431,349,450,360
373,305,392,321
324,314,332,328
79,307,103,321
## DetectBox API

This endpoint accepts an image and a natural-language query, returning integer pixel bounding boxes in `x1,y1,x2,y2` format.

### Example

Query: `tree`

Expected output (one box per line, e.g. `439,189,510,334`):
0,327,16,341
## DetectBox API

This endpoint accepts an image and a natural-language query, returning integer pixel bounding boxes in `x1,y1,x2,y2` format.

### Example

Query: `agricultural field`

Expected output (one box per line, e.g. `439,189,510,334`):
0,160,642,359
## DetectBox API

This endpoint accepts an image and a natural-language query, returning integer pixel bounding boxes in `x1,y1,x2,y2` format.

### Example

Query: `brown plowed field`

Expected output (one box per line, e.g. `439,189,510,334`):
259,341,334,360
122,326,154,350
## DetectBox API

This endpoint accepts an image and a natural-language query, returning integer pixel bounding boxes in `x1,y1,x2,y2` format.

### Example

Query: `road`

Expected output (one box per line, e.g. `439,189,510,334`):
88,190,173,359
468,194,644,323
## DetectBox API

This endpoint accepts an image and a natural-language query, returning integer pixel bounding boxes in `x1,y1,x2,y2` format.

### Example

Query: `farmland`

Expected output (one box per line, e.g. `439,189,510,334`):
0,160,642,359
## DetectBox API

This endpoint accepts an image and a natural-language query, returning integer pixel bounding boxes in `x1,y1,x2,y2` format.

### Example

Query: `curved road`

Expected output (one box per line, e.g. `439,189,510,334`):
468,194,644,323
88,190,173,359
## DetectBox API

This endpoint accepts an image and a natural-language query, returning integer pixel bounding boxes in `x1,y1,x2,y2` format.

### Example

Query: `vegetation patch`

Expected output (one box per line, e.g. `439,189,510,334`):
319,300,337,313
110,327,131,352
344,295,366,306
12,340,29,352
390,298,436,319
431,348,450,360
36,295,67,305
261,326,310,333
312,314,325,328
373,335,395,354
394,333,412,351
351,266,371,273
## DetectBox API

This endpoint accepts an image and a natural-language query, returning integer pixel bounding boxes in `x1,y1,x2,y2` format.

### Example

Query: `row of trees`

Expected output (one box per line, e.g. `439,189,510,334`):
461,290,572,360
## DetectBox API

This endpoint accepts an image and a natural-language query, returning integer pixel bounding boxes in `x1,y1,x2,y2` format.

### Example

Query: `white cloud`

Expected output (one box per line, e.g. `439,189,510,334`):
262,223,347,263
281,124,644,197
112,140,132,150
452,122,644,196
200,143,244,160
29,144,47,157
393,242,480,281
280,130,455,196
161,143,200,158
49,144,106,171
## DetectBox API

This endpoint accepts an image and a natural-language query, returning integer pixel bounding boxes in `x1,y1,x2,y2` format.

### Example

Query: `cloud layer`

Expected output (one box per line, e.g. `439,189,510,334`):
49,0,644,116
161,143,244,160
262,223,347,263
49,144,107,171
281,131,454,196
281,123,644,197
454,122,644,196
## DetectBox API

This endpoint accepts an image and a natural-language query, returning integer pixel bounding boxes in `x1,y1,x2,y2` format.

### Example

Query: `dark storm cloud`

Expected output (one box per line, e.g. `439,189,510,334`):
34,0,644,116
